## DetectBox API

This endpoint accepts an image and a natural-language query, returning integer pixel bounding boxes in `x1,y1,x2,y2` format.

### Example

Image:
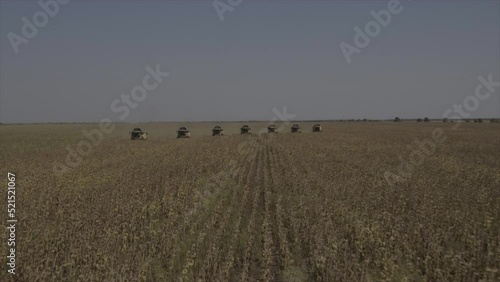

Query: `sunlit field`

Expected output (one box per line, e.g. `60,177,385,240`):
1,122,499,281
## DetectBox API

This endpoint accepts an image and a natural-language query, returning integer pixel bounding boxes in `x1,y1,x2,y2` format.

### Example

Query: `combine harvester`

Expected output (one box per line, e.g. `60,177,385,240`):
240,125,252,134
291,124,301,133
176,127,191,138
312,124,322,132
267,124,278,133
130,128,148,140
212,125,224,136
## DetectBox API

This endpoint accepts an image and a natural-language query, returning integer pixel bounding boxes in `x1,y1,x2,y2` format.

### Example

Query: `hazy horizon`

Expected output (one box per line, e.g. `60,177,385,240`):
1,0,499,123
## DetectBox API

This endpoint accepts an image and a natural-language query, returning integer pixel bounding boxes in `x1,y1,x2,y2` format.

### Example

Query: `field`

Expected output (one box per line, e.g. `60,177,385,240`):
1,122,499,281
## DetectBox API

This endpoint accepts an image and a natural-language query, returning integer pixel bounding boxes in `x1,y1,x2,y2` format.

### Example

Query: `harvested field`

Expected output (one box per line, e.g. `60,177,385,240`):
1,122,499,281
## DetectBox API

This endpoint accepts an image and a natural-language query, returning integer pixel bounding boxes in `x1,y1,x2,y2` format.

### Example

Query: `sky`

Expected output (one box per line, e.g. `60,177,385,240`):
0,0,499,123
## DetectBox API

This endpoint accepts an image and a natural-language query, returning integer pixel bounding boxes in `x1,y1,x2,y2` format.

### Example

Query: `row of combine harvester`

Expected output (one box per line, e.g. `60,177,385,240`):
130,124,322,140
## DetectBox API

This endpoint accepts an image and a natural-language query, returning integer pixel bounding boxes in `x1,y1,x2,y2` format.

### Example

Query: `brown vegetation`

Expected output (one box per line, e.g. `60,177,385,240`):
0,122,499,281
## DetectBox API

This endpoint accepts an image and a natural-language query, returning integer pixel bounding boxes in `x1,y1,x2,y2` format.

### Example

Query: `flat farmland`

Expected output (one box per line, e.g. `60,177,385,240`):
1,122,499,281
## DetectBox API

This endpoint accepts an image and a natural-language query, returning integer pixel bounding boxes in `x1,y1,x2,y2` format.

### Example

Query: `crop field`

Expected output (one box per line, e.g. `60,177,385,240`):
0,122,499,281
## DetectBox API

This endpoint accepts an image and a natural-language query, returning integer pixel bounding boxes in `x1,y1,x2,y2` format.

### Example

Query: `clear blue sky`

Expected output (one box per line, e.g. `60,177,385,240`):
1,0,499,122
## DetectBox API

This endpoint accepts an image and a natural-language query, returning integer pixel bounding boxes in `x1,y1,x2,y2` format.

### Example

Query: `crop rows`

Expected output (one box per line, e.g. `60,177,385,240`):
0,123,498,281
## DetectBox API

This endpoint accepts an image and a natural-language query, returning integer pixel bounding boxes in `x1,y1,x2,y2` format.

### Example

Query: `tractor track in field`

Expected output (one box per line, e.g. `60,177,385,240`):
168,139,249,280
200,137,260,280
268,138,296,279
221,139,262,281
268,139,292,274
173,135,264,281
260,138,278,281
240,144,264,281
272,139,315,277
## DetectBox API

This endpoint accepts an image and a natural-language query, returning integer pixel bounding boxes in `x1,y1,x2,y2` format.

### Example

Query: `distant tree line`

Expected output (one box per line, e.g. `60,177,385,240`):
393,117,499,123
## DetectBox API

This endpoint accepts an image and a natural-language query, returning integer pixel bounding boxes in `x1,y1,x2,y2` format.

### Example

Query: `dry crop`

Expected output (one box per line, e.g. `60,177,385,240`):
0,122,499,281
